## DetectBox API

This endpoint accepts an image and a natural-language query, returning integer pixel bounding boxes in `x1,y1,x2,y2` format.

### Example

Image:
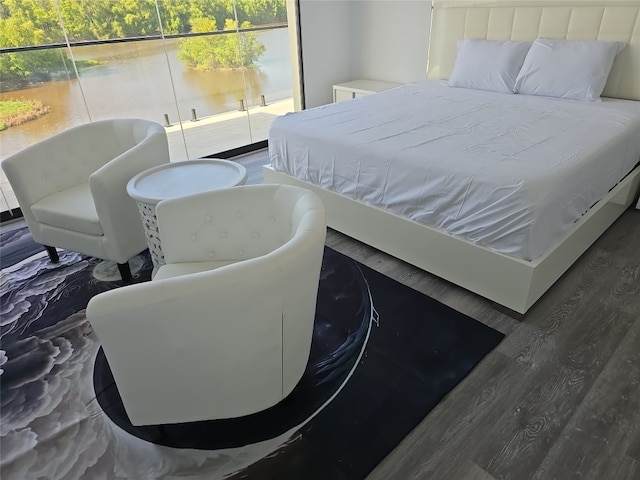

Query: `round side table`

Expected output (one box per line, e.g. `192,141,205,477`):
127,159,248,272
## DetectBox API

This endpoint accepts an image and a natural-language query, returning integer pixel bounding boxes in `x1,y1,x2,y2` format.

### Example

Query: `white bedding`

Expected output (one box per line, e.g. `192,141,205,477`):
268,80,640,261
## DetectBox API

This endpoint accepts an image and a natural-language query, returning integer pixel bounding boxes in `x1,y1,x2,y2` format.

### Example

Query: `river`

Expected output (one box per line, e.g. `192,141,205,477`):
0,28,292,159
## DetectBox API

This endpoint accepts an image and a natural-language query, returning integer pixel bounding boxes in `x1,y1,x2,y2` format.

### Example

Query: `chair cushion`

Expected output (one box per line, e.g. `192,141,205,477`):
31,183,103,236
153,259,237,280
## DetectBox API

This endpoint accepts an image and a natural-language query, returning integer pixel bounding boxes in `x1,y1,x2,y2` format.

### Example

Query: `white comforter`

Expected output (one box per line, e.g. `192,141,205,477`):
269,80,640,260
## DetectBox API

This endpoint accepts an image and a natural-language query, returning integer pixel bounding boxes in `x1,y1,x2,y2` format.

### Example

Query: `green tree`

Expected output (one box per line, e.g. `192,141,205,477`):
236,0,287,25
176,17,217,70
187,0,230,31
178,18,265,70
1,0,284,84
57,0,161,40
0,0,68,85
156,0,191,34
0,0,64,45
215,18,266,68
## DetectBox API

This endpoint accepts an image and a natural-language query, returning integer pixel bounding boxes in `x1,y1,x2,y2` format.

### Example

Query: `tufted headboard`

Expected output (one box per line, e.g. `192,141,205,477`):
426,0,640,101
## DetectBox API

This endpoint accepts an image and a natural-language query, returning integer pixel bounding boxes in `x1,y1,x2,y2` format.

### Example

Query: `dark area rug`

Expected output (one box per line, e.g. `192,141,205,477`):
0,226,504,480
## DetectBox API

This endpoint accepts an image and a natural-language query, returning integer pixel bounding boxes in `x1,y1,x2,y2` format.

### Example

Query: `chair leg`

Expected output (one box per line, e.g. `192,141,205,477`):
44,245,59,263
117,262,132,282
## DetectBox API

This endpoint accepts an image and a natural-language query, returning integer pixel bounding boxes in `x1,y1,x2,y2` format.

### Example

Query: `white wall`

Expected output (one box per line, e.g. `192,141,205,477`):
350,1,431,84
298,0,432,108
298,0,353,108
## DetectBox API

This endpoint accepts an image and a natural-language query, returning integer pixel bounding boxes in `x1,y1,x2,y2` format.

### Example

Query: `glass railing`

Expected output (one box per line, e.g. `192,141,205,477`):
1,22,294,217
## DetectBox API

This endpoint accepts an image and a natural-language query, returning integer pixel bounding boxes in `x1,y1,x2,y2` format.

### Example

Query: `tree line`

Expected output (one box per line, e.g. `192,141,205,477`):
0,0,287,86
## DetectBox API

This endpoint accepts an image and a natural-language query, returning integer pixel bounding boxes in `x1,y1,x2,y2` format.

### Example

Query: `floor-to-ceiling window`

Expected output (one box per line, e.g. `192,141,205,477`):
0,0,295,219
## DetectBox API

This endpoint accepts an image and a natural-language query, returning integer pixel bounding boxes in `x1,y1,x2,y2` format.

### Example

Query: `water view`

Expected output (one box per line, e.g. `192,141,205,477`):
0,28,292,160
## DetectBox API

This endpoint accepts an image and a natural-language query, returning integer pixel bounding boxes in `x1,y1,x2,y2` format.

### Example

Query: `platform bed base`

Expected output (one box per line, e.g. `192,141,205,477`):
264,165,640,316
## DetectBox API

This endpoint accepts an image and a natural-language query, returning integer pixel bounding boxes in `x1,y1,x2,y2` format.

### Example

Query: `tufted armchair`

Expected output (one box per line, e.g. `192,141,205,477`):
1,119,169,281
86,184,327,426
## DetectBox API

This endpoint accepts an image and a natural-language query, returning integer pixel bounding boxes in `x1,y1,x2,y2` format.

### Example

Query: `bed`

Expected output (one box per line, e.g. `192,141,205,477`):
264,0,640,315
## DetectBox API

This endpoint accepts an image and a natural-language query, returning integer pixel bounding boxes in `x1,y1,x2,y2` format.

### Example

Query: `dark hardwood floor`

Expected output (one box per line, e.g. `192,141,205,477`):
237,149,640,480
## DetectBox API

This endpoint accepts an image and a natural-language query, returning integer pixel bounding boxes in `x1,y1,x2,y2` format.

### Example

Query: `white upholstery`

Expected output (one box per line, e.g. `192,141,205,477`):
1,119,170,265
448,39,532,93
86,184,327,426
427,0,640,101
514,38,626,101
31,183,103,235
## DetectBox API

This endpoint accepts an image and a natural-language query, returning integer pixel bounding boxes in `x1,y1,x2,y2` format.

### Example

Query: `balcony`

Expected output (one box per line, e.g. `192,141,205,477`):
1,2,295,218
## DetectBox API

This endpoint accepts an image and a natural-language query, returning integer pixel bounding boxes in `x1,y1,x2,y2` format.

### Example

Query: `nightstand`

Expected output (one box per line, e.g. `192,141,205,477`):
333,79,402,102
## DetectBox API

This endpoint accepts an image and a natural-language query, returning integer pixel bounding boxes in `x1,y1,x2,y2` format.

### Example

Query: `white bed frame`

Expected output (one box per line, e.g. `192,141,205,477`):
265,0,640,315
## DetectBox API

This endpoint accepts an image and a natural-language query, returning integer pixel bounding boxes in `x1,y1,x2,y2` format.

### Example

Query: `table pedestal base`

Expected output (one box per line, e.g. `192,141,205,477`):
136,202,165,271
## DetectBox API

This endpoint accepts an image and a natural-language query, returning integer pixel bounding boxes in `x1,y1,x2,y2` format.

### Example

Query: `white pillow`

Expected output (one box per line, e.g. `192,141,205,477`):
448,39,532,94
514,38,626,101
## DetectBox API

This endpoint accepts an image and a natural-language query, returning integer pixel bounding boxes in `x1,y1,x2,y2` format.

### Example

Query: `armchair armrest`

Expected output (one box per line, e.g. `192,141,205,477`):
90,126,169,261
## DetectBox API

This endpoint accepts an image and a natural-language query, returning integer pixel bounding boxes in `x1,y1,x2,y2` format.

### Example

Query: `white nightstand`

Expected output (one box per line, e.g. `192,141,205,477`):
333,79,402,103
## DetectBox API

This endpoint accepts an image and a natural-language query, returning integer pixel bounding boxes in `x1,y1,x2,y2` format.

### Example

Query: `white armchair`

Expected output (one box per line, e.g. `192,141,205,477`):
1,119,169,281
86,184,327,426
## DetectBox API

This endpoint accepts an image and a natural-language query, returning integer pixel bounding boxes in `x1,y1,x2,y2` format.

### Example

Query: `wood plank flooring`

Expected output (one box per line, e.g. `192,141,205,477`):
236,149,640,480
